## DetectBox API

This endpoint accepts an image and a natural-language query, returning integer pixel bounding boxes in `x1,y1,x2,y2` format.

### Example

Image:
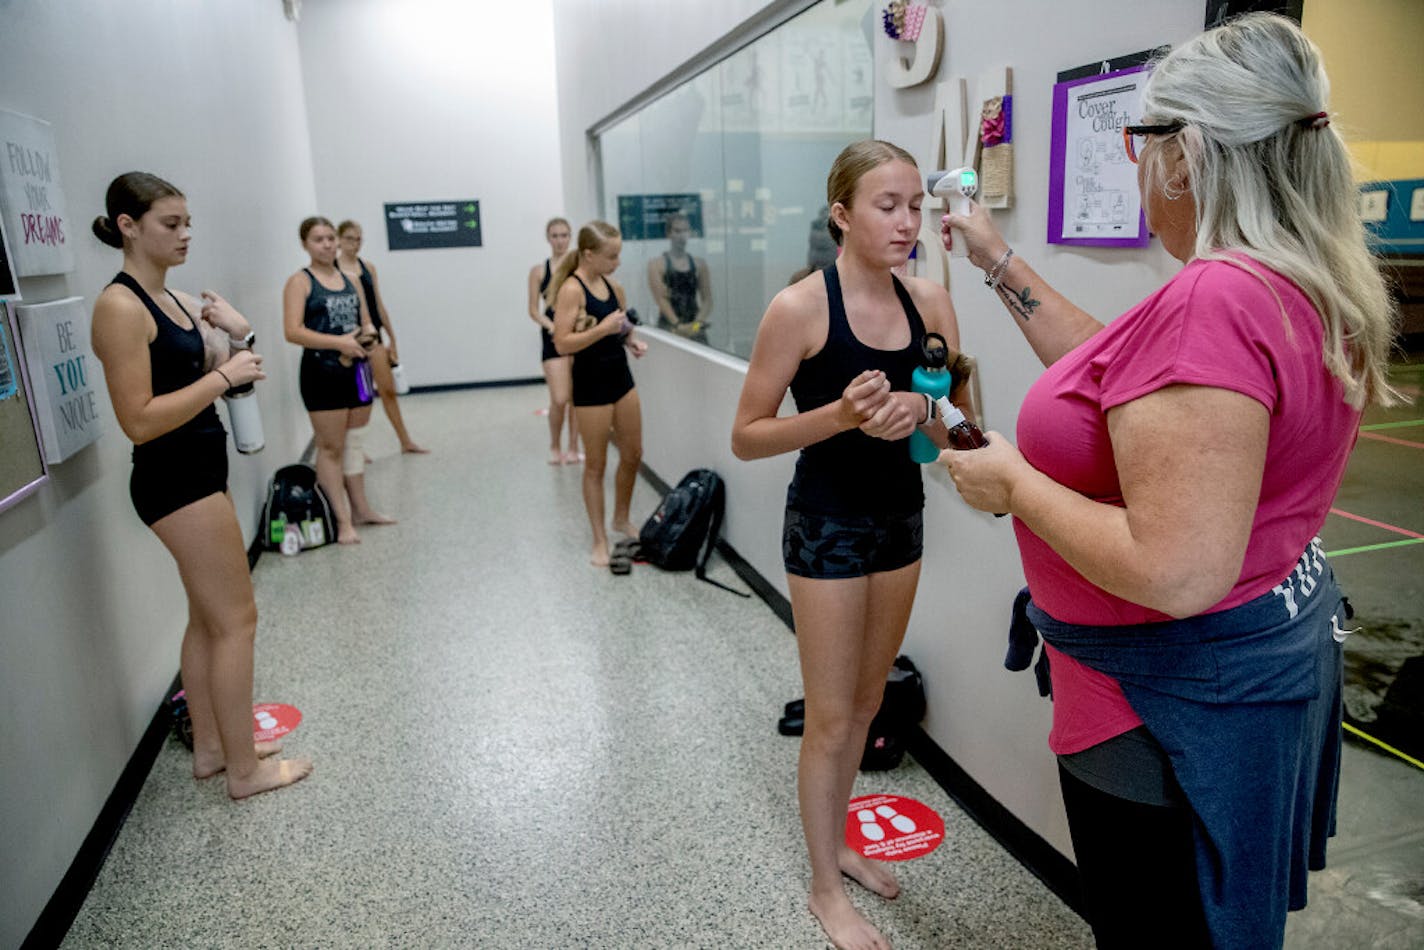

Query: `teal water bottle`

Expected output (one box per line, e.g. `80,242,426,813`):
910,333,952,463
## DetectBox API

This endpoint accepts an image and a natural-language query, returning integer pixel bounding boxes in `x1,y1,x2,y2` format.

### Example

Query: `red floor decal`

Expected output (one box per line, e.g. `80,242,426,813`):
253,703,302,741
845,794,945,861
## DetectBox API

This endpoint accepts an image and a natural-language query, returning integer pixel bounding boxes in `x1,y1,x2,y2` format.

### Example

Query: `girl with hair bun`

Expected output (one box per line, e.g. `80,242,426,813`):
90,171,312,799
732,140,965,950
547,220,647,566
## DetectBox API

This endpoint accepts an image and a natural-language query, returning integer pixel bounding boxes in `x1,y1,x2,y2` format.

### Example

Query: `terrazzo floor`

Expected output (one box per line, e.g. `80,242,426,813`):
59,384,1424,949
60,386,1092,949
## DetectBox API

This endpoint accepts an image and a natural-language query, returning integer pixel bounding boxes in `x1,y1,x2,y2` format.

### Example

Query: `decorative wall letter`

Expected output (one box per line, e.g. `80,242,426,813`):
884,6,943,90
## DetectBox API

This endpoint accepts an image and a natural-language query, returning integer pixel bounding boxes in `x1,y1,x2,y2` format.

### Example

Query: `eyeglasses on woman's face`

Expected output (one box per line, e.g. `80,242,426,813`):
1123,122,1185,163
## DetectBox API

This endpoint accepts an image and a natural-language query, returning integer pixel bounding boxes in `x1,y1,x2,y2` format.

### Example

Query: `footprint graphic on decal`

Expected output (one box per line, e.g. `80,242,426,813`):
857,809,885,841
255,709,278,731
875,804,916,833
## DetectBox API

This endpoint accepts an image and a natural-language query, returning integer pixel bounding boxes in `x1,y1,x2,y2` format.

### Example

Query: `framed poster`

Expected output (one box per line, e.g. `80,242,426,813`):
14,296,104,463
0,302,48,513
0,109,75,276
1047,64,1152,248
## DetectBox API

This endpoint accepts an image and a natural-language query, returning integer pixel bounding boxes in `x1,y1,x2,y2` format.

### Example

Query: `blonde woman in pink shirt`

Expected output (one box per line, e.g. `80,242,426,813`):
939,15,1396,950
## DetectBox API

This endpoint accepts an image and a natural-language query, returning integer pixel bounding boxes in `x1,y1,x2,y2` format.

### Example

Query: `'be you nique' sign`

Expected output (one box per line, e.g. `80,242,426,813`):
16,296,104,463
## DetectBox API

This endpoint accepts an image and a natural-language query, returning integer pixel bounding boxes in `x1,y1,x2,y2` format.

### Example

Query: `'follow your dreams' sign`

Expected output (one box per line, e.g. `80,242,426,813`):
0,110,74,277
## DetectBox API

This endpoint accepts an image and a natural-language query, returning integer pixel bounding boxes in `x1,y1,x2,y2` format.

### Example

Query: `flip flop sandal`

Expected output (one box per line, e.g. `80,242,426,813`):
609,539,637,575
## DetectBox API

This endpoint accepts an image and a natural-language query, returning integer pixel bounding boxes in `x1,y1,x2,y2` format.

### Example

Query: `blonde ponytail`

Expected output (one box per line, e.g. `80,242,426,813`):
544,220,620,309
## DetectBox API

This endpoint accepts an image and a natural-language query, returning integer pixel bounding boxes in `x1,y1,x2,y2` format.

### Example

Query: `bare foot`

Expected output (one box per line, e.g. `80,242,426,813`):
840,847,900,899
563,451,585,465
227,756,313,800
611,520,638,537
590,540,610,567
548,449,563,465
193,740,284,780
402,442,431,454
809,890,891,950
337,525,361,544
354,511,397,526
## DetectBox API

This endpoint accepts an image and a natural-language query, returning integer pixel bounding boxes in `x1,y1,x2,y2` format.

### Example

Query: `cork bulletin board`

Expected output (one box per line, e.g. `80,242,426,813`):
0,301,48,513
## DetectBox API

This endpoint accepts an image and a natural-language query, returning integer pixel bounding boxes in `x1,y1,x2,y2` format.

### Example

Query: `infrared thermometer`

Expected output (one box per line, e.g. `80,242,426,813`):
928,167,977,257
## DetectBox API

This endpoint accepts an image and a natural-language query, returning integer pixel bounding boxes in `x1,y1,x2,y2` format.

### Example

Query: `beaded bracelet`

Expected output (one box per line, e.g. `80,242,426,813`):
984,247,1015,290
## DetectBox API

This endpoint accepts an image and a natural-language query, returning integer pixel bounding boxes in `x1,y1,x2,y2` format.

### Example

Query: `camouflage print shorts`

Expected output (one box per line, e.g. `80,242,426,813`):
782,508,923,579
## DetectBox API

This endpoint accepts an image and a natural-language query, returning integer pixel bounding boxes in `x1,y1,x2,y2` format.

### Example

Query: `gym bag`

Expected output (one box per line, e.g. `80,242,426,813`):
260,463,336,552
639,468,749,596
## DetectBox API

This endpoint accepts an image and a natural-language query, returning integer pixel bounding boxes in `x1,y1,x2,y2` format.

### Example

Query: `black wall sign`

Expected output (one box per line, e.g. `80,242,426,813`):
384,201,481,250
1056,48,1168,85
617,194,703,241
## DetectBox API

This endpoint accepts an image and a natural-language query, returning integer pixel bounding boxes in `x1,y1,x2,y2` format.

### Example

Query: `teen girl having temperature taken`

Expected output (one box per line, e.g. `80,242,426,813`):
732,141,967,950
90,172,312,799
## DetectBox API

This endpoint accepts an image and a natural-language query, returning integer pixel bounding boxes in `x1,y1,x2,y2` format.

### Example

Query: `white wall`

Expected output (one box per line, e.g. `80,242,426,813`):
554,0,1202,860
296,0,564,388
0,2,318,945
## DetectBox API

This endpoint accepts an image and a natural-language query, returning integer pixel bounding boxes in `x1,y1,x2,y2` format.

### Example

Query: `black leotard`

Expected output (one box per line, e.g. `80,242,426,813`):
538,259,559,362
786,265,926,518
569,274,634,407
657,253,707,343
356,259,383,334
111,271,228,526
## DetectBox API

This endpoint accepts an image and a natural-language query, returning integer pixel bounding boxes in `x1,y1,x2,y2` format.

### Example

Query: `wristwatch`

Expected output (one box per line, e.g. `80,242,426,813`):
230,330,255,351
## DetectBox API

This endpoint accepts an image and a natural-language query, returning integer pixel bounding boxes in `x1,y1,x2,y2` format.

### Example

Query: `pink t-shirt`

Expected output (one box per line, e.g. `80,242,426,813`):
1015,257,1360,753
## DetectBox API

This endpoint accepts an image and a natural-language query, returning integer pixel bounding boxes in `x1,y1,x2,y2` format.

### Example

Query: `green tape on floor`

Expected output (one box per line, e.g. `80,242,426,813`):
1326,538,1424,557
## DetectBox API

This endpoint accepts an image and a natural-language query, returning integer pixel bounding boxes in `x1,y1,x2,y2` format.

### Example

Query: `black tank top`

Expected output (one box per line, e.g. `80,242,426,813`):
786,265,926,518
570,274,627,369
662,253,699,322
109,271,224,459
303,268,361,343
539,259,554,319
355,259,383,332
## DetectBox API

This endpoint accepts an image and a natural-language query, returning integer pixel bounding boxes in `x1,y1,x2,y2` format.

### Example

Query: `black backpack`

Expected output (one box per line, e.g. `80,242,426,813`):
260,463,336,551
860,656,927,771
778,655,926,771
639,469,749,596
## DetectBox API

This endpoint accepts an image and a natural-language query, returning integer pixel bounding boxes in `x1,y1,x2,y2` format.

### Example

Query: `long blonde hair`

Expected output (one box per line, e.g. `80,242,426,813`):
1140,13,1397,408
545,220,620,308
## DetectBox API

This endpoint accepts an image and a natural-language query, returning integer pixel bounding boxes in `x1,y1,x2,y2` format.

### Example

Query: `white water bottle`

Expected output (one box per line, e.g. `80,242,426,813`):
390,361,410,395
223,382,266,454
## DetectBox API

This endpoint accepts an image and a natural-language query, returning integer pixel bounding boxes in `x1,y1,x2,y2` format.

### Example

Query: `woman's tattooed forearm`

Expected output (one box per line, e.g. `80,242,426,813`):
995,282,1040,321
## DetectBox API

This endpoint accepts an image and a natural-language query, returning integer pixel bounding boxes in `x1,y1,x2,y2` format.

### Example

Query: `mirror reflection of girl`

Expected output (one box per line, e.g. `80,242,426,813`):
528,217,581,464
549,221,648,566
90,172,313,799
647,212,713,343
335,220,429,455
283,216,395,544
732,141,965,950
